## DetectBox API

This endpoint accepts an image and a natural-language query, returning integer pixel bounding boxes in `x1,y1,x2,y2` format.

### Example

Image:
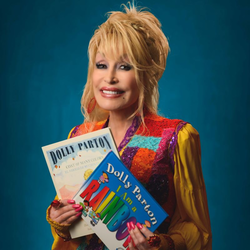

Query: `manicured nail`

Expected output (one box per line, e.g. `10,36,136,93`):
128,235,131,243
130,222,135,229
76,212,82,217
136,222,143,229
67,200,75,204
72,204,81,208
75,207,83,212
127,222,131,231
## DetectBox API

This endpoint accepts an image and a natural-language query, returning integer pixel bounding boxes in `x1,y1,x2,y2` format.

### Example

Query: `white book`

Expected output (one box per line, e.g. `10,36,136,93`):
42,127,119,238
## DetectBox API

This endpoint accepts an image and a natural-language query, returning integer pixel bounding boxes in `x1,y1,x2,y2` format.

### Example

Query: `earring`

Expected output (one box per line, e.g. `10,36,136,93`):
87,97,96,114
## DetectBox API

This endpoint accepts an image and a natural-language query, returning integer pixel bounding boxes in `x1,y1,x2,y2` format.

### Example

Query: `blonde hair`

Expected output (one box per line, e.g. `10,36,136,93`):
81,2,169,125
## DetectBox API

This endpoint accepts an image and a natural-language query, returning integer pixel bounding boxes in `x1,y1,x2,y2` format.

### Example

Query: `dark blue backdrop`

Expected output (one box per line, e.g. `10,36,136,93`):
1,0,249,249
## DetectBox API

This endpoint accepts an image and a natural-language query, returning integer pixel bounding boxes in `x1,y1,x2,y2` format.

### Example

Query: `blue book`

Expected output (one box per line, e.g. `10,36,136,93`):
73,151,168,250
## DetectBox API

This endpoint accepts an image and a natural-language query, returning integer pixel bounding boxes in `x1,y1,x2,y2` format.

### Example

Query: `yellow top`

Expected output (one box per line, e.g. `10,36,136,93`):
168,123,212,249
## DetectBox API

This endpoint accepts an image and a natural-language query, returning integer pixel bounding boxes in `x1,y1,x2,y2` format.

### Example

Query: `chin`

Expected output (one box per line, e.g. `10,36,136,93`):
101,107,121,112
97,102,122,111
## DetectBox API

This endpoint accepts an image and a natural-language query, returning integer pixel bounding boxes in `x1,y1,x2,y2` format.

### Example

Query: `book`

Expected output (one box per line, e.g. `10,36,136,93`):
73,151,168,250
42,127,119,238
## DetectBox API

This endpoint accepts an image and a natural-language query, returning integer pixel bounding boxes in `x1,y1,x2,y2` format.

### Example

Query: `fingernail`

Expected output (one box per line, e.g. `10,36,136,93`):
128,235,131,243
75,207,83,212
76,212,82,217
67,200,75,204
72,204,81,208
136,222,143,229
127,222,131,231
130,222,135,229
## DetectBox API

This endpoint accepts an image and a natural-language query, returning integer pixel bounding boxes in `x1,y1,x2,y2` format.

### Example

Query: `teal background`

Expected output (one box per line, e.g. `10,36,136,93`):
1,0,249,249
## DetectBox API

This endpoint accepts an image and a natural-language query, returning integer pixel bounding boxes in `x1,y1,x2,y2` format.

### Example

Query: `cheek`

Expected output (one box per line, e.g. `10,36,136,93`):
92,76,100,97
131,80,139,98
92,70,101,87
93,85,100,99
92,76,98,88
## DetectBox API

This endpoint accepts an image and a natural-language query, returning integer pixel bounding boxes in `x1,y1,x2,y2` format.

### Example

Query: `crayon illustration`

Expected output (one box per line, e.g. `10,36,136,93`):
89,211,101,226
143,220,151,228
98,172,109,184
80,200,90,217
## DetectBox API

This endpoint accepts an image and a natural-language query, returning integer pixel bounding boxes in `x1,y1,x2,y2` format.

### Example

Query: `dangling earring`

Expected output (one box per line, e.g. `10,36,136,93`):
87,97,96,114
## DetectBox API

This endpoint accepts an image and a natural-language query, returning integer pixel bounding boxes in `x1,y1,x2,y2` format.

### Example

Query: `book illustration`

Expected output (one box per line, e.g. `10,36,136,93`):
42,127,119,200
78,172,153,230
84,169,93,180
98,172,109,183
50,146,108,199
73,151,168,249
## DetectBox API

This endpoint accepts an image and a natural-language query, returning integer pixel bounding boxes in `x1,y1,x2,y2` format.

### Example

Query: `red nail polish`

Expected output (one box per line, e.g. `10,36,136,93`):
127,222,131,231
136,222,143,229
72,204,81,208
75,207,83,212
128,235,131,243
76,212,82,217
67,200,75,204
130,222,135,229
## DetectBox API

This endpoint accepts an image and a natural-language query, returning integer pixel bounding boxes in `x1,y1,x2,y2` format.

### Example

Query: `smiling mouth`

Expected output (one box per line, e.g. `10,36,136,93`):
102,90,124,95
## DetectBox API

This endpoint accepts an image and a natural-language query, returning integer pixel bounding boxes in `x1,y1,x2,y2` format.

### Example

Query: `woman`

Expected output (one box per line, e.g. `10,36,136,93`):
47,3,212,250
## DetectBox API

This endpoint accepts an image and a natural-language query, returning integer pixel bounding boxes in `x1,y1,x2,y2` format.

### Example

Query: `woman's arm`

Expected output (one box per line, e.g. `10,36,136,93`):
168,124,212,249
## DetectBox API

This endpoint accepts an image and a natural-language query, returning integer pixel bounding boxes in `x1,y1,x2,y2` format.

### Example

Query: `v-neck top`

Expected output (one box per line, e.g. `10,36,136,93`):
50,113,212,250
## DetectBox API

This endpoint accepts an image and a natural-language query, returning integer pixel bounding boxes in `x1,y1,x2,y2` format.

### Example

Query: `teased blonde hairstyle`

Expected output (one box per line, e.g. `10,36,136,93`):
81,2,169,124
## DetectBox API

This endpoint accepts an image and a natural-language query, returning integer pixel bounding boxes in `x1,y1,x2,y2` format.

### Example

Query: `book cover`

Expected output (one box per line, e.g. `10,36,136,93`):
42,127,119,238
73,151,168,249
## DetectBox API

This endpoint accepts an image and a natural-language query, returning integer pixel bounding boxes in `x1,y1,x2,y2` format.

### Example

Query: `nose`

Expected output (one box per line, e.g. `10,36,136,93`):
104,67,118,84
104,77,118,84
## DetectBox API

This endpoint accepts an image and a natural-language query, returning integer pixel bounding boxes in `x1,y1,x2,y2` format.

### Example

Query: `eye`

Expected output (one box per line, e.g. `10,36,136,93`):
96,63,107,69
119,64,132,71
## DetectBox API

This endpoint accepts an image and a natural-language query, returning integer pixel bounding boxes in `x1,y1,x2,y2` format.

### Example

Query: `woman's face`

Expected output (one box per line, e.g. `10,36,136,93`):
92,52,139,117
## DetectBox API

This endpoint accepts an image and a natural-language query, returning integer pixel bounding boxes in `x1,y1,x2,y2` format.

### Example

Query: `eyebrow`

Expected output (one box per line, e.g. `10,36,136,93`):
96,52,129,61
96,51,131,64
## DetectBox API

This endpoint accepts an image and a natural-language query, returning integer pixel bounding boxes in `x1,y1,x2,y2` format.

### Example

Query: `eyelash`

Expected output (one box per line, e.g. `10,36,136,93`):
96,63,107,69
95,63,132,71
120,64,132,71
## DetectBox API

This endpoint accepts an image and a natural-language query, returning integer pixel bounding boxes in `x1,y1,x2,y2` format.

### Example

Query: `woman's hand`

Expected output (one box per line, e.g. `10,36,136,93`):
49,199,83,225
127,222,159,250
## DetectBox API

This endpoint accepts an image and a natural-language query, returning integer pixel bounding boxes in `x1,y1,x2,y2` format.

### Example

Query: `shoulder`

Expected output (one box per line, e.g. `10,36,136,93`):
141,113,186,137
177,123,200,144
67,120,106,139
175,123,201,164
142,113,201,151
174,123,203,188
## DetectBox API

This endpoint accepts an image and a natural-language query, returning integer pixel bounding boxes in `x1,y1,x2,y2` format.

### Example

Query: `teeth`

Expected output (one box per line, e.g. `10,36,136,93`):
102,90,121,94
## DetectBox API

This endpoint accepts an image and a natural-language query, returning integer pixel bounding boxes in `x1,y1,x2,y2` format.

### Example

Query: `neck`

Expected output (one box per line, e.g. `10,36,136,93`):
108,112,135,147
